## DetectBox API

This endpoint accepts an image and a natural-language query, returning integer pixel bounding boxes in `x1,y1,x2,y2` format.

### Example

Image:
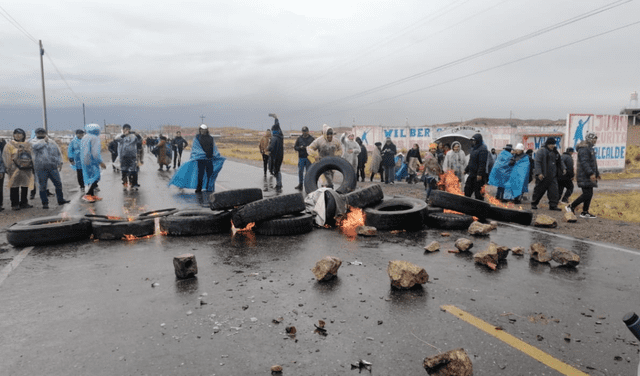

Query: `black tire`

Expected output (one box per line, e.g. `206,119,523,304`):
487,206,533,225
137,208,178,219
427,206,444,215
92,219,156,240
232,193,306,229
324,190,337,227
425,212,475,230
160,210,232,236
345,184,384,208
304,157,357,194
84,214,130,223
429,190,490,220
364,197,427,231
209,188,263,211
7,215,92,247
254,212,314,236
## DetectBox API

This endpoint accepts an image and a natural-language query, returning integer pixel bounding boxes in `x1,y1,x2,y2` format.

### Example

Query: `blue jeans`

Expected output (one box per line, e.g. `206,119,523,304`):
36,168,64,205
423,176,437,198
384,165,395,183
298,158,311,185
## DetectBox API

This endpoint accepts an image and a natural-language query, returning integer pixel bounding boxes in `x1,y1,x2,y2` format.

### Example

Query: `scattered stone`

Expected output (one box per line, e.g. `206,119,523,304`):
467,221,494,236
424,241,440,253
564,333,571,342
151,282,159,288
173,254,197,279
473,242,510,270
351,359,372,372
534,214,557,228
530,243,553,263
488,221,499,230
454,238,474,252
271,364,283,374
423,348,473,376
285,326,296,335
311,256,343,281
387,260,429,289
511,246,525,256
440,232,451,237
564,212,578,223
272,317,284,324
356,225,377,236
551,247,580,267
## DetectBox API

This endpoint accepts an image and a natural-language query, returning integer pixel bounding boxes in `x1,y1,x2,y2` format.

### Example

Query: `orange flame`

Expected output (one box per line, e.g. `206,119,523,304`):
438,170,463,195
231,222,255,235
337,207,366,239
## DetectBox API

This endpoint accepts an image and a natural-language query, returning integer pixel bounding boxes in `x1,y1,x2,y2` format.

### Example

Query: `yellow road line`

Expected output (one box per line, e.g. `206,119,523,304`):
441,305,589,376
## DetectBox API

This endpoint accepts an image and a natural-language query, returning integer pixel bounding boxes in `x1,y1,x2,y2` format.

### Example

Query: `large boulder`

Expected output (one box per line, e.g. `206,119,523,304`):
312,256,343,281
551,247,580,267
563,212,578,223
467,221,494,236
423,348,473,376
473,242,510,270
424,241,440,253
387,260,429,289
534,214,557,228
356,225,377,236
530,243,553,263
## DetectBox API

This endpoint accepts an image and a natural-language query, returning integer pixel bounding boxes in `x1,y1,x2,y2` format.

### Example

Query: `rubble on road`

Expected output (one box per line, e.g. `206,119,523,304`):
356,225,377,236
473,242,510,270
387,260,429,289
423,348,473,376
173,253,198,279
534,214,557,228
530,243,553,263
551,247,580,267
564,212,578,223
424,241,440,252
454,238,473,252
311,256,342,281
467,221,494,236
511,246,525,256
271,364,283,374
351,359,372,372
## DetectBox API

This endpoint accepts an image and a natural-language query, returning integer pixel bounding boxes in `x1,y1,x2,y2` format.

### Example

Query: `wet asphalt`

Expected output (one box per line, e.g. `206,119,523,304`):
1,152,639,376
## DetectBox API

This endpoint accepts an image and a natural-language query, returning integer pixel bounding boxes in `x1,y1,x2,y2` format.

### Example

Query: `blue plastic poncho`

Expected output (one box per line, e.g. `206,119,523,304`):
67,136,83,171
80,124,103,185
169,135,225,191
488,150,514,188
503,155,530,200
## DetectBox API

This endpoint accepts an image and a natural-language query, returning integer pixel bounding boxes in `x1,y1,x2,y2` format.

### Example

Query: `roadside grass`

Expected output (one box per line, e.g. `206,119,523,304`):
583,192,640,223
602,145,640,179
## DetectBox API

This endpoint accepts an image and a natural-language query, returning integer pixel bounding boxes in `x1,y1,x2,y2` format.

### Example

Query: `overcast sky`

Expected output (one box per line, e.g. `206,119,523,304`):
2,0,639,132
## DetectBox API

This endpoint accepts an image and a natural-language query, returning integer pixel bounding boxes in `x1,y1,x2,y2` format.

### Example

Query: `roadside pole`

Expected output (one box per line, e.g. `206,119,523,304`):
39,40,48,132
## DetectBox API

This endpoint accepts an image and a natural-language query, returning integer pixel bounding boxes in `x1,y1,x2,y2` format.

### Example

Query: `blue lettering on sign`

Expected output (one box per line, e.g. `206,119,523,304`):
410,129,416,137
384,130,393,138
418,129,424,137
594,146,626,160
400,129,406,137
382,128,432,139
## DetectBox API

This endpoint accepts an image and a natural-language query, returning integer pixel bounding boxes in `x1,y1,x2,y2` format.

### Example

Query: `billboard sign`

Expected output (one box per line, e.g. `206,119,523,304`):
566,114,628,170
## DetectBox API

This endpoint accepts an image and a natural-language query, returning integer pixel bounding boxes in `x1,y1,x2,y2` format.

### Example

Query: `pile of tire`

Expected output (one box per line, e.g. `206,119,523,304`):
7,215,93,247
89,208,179,240
304,157,358,195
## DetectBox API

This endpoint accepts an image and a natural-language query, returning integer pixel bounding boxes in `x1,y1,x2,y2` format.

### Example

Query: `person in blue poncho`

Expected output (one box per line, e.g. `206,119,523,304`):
80,124,106,202
169,124,225,193
67,129,85,192
488,144,513,201
504,143,530,203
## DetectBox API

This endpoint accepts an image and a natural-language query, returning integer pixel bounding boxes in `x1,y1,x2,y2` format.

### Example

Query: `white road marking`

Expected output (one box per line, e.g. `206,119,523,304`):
0,246,34,287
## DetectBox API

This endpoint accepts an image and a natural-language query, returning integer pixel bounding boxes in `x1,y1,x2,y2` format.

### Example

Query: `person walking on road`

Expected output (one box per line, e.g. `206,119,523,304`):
488,144,513,201
504,143,530,203
369,142,383,182
381,137,397,184
80,124,107,202
558,147,575,203
340,132,361,172
443,141,466,186
2,128,35,210
108,138,119,172
566,133,600,218
293,126,314,190
530,137,566,211
464,133,490,200
405,143,423,184
30,128,70,209
307,125,342,188
259,129,271,177
115,124,143,190
267,114,284,192
67,129,85,192
356,137,367,182
171,131,188,169
169,124,225,193
153,136,172,171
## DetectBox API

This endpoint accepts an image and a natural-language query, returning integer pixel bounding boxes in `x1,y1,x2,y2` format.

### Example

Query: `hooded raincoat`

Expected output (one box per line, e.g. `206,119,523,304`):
307,124,342,160
2,133,34,189
169,134,225,192
67,136,83,171
80,124,103,186
442,141,466,181
340,132,361,170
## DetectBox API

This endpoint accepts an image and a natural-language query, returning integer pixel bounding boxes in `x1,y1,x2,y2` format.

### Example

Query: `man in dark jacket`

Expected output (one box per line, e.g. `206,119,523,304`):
171,131,188,169
108,139,119,171
464,133,489,200
267,113,284,192
566,133,600,218
558,147,575,203
356,137,368,182
531,137,566,211
381,137,397,184
293,126,314,190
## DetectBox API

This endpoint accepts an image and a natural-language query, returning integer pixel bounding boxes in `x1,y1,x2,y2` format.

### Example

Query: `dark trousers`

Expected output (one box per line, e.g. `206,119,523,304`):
76,169,84,188
111,153,118,163
0,175,3,207
464,175,486,201
383,165,395,183
87,181,98,196
173,149,183,168
262,154,269,176
370,166,383,182
570,186,593,213
357,164,366,182
196,159,213,191
10,187,28,207
558,179,574,202
531,177,560,208
122,171,138,186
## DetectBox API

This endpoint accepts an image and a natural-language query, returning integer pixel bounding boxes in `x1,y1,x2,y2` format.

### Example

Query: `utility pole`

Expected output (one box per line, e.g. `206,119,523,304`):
83,103,86,126
39,40,48,132
200,115,205,124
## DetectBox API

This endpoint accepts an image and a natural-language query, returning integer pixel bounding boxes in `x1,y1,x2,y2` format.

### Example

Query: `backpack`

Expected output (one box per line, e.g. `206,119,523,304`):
14,147,33,170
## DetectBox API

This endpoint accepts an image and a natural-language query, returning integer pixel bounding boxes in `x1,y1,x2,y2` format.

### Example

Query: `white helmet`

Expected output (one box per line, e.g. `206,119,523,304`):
199,124,208,130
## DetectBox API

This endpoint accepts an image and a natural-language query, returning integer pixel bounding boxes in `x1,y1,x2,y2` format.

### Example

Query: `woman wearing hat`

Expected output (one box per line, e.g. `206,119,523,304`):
2,128,34,210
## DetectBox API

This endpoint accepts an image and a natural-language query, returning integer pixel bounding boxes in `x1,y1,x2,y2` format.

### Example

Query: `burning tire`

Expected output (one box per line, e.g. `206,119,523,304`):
160,209,232,236
137,208,178,219
364,197,427,231
84,214,131,223
254,212,314,236
232,193,306,229
345,184,384,208
425,212,474,230
304,157,357,194
487,206,533,225
7,215,92,247
428,190,490,220
209,188,263,211
91,219,156,240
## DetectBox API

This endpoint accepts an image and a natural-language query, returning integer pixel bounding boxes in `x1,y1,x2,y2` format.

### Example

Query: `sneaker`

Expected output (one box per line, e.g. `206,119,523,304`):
580,212,597,219
93,196,103,201
20,203,33,209
42,204,49,209
132,184,140,191
560,199,569,204
47,190,54,197
549,207,561,211
82,195,96,203
565,205,574,214
58,199,70,205
12,205,20,211
294,184,303,190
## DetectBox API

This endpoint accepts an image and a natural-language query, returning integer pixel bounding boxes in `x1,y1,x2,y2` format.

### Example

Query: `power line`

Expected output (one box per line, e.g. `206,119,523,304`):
0,5,37,44
44,52,82,102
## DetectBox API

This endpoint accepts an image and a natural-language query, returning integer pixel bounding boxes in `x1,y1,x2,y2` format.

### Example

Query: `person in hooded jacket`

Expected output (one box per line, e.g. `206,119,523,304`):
422,143,443,199
115,124,143,190
293,126,315,190
356,137,367,182
171,131,188,169
381,138,397,184
153,136,172,171
464,133,489,200
405,143,423,184
2,128,34,210
30,128,70,209
369,142,383,182
566,133,600,218
340,132,361,172
558,147,575,203
67,129,85,192
267,114,284,192
488,144,514,201
530,137,566,211
80,124,107,202
443,141,467,187
307,124,342,188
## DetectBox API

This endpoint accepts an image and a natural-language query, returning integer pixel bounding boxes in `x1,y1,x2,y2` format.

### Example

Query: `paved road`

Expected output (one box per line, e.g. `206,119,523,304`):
1,152,639,375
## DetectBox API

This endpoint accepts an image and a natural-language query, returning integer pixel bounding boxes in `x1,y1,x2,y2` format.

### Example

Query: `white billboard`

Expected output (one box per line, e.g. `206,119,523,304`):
566,114,628,170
